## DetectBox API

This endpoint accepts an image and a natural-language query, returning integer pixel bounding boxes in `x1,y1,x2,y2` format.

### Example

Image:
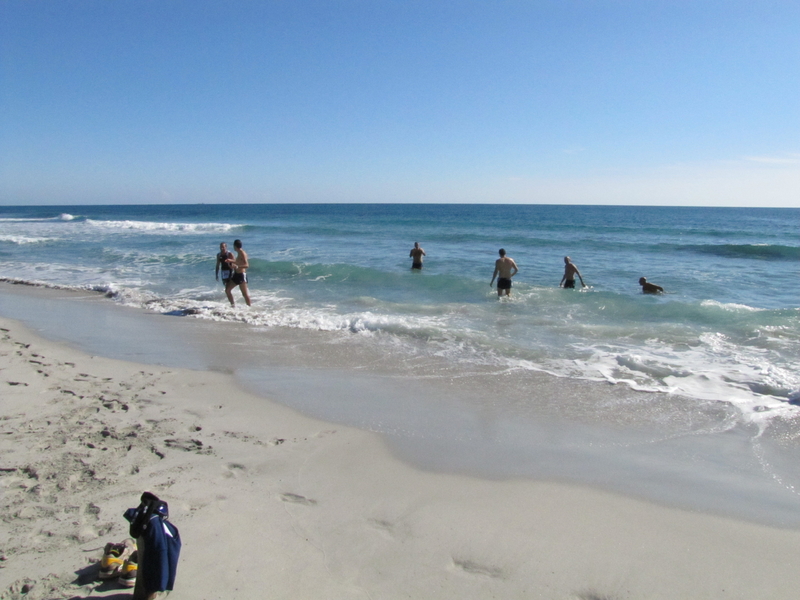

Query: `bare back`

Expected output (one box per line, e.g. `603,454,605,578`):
564,262,579,278
494,256,518,279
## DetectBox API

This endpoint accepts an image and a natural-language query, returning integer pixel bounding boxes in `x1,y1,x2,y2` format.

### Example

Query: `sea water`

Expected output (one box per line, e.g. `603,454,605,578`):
1,204,799,522
1,204,797,415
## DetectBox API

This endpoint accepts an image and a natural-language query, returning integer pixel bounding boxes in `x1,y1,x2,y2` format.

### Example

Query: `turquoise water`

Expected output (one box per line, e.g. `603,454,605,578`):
1,203,798,426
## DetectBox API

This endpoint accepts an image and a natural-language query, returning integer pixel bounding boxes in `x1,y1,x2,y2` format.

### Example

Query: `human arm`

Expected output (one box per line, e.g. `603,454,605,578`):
490,264,499,287
224,252,236,272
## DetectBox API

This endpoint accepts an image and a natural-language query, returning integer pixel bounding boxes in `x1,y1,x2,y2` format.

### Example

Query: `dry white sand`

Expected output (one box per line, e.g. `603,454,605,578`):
1,315,799,599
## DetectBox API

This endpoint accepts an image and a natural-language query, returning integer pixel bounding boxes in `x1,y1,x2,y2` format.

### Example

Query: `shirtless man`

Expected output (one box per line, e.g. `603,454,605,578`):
639,277,664,294
490,248,519,297
226,239,251,306
409,242,426,269
560,256,586,289
215,242,234,287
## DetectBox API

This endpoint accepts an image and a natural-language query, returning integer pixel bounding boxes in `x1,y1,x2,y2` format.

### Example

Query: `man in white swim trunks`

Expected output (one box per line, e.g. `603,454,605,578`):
226,239,251,307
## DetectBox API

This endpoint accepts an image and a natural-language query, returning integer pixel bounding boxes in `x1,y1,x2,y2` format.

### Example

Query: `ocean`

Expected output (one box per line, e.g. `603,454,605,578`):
1,203,799,523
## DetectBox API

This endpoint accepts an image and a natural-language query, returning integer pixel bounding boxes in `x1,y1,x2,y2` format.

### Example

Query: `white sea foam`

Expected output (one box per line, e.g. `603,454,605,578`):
112,288,800,425
2,266,797,429
0,235,56,244
84,219,241,233
570,333,800,424
701,299,764,312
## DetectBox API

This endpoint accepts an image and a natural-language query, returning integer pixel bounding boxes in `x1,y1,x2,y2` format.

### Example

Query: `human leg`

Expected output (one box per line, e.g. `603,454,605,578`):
239,282,251,306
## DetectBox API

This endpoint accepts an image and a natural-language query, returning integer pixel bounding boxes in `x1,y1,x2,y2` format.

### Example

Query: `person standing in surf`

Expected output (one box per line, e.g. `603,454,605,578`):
559,256,586,289
215,242,234,287
490,248,518,297
226,239,251,307
409,242,426,270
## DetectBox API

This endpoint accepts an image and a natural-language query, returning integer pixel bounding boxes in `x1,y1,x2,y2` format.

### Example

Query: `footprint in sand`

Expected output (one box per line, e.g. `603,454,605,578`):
164,438,213,455
280,493,317,506
367,518,401,540
452,558,505,579
222,462,247,478
577,593,619,600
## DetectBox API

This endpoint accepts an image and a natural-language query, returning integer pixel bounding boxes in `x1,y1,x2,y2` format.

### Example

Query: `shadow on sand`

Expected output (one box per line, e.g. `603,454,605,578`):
69,563,132,599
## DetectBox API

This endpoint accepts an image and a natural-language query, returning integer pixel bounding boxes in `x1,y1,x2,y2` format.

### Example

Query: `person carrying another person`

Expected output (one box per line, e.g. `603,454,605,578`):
226,239,252,307
560,256,586,289
490,248,519,297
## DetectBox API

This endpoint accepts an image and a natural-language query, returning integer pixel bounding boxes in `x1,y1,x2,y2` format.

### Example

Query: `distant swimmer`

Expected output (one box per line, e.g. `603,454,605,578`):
639,277,664,294
560,256,586,289
409,242,426,269
215,242,234,287
226,239,252,307
490,248,519,297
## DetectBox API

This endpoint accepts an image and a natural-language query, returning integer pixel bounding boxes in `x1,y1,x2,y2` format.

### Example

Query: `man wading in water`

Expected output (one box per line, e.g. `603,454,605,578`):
225,239,251,307
409,242,426,269
490,248,519,298
559,256,586,289
215,242,234,287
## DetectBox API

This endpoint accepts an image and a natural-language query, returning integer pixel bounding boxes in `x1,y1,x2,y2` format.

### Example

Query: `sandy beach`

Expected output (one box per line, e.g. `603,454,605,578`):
1,313,799,599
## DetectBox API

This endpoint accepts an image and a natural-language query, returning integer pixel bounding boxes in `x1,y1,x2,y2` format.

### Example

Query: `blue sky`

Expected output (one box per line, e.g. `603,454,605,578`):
1,0,798,206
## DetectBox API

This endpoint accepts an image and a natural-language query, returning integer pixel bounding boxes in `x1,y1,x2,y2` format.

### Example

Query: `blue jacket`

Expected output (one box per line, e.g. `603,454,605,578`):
139,513,181,592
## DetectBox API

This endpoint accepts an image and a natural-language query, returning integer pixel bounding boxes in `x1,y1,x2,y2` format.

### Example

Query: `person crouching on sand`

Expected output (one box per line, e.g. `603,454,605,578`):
490,248,518,297
639,277,664,294
226,239,251,307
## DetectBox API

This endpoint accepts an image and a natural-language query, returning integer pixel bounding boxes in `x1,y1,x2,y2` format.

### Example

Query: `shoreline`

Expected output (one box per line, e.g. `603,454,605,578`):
2,313,800,597
1,282,800,529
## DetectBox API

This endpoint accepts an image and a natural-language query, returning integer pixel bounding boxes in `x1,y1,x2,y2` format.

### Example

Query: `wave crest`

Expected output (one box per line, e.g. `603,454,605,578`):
687,243,800,261
84,219,241,233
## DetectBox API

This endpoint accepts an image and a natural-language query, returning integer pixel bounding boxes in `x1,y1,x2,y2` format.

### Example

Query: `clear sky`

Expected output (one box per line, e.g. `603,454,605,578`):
1,0,798,206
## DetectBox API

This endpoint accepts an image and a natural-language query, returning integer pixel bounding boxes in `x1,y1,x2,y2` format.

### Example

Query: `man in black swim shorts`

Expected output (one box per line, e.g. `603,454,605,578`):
225,239,252,307
560,256,586,289
409,242,426,269
490,248,519,297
